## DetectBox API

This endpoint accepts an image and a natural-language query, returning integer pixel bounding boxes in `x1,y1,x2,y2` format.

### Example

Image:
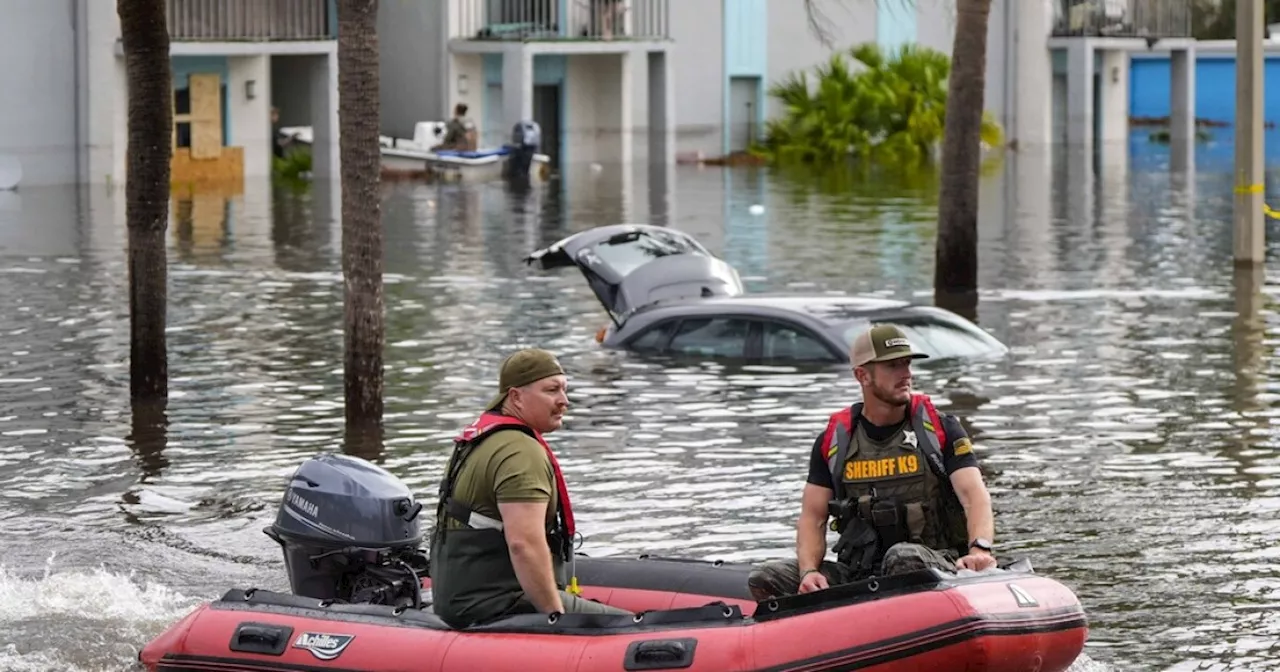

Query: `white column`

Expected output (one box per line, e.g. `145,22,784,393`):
1012,0,1052,147
1169,47,1196,172
229,55,272,179
310,49,340,181
647,50,674,165
1097,50,1129,144
110,55,129,189
617,51,633,166
80,0,122,185
502,46,533,131
1009,147,1053,284
1234,0,1264,265
1066,40,1094,150
617,51,634,218
1064,40,1095,149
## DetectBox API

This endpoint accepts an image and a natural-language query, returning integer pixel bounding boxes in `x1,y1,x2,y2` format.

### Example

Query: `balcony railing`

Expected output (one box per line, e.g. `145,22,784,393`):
454,0,669,41
1052,0,1192,38
167,0,334,41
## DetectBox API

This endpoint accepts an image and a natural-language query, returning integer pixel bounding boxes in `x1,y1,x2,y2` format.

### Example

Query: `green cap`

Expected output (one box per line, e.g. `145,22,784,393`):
486,348,566,411
849,324,929,367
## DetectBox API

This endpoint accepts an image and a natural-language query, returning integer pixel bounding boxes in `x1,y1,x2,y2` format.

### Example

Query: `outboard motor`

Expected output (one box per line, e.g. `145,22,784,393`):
505,119,542,182
264,453,429,609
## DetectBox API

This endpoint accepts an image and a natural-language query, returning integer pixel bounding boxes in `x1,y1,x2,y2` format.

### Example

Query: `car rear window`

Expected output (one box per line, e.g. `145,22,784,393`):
585,231,708,278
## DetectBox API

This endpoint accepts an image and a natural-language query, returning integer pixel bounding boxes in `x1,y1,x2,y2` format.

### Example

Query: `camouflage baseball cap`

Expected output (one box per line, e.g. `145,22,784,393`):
849,324,930,367
486,348,566,411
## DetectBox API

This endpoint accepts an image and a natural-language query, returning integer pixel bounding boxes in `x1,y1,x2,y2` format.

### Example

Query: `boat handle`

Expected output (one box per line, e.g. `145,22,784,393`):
623,638,698,671
229,622,293,656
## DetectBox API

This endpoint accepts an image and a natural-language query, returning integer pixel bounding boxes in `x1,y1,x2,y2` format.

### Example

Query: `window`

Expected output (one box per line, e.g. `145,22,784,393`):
628,321,677,352
667,317,751,358
583,230,709,279
900,322,1001,360
762,322,838,363
841,319,1001,361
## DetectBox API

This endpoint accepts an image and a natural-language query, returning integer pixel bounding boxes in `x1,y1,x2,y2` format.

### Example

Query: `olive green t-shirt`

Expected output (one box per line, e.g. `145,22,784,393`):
445,429,558,530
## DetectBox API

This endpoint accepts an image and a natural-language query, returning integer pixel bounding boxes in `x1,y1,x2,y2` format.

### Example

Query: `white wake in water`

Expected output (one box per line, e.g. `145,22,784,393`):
0,552,207,672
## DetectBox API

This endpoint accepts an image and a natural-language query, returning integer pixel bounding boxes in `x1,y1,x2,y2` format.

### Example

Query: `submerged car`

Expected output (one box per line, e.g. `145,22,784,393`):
524,224,1008,365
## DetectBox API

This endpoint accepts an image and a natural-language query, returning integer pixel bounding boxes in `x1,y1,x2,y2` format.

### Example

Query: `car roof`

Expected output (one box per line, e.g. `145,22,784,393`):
625,294,915,322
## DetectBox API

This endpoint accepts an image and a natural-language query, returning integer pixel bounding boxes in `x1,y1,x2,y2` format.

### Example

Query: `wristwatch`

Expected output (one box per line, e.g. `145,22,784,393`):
969,538,994,553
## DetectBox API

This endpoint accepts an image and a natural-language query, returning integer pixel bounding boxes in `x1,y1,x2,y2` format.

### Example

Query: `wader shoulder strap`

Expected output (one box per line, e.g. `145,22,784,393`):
822,405,856,500
910,394,951,486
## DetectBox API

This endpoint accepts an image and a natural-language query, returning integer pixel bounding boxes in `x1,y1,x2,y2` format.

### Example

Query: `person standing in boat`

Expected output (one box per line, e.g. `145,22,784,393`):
429,348,632,627
747,324,998,600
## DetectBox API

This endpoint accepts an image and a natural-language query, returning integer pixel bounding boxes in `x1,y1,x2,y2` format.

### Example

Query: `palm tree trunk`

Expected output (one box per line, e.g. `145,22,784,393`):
337,0,385,443
118,0,172,401
933,0,991,318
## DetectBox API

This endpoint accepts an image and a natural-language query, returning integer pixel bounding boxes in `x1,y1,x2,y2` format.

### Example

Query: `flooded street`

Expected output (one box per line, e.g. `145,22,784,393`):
1,138,1279,671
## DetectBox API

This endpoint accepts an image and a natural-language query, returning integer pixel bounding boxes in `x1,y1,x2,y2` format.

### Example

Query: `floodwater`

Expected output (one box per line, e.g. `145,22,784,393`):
1,134,1279,671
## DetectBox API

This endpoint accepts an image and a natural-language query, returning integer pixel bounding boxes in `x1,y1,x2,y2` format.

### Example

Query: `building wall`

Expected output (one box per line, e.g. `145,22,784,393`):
0,0,78,186
378,0,447,137
566,54,629,164
724,0,767,154
665,0,724,157
764,0,876,122
916,0,955,54
878,0,918,52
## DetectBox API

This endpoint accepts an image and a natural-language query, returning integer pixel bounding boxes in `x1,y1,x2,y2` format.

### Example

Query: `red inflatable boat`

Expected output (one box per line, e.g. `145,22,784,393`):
139,553,1087,672
140,455,1087,671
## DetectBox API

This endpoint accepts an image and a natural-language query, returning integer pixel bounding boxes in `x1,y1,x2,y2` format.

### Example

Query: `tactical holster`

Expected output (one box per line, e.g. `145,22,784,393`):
866,496,910,550
829,498,879,577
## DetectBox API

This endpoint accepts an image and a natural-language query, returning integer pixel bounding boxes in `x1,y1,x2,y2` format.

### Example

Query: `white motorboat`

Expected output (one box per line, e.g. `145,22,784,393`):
277,122,551,182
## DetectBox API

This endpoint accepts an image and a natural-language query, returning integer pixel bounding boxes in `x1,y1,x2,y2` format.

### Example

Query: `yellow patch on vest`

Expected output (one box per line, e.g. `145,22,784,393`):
922,420,936,433
953,437,973,456
843,455,921,481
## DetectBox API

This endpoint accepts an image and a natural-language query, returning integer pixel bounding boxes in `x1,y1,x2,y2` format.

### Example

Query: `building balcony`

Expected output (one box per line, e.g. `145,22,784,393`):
167,0,334,42
452,0,670,42
1051,0,1191,39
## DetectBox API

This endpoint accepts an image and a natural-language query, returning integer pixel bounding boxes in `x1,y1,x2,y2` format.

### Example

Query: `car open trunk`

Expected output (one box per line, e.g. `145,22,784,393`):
525,224,744,326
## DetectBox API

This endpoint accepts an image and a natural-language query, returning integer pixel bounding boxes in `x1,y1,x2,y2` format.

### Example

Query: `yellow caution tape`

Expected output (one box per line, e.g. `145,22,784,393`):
1234,184,1280,219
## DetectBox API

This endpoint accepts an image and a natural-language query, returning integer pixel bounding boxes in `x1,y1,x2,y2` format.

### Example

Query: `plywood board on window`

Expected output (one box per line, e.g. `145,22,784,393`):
189,73,223,160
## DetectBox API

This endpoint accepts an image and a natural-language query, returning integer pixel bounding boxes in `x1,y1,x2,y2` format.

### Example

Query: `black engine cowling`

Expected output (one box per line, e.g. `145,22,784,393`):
264,453,429,609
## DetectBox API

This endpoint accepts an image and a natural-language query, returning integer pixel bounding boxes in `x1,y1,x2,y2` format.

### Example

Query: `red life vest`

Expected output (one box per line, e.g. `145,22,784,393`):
454,411,575,538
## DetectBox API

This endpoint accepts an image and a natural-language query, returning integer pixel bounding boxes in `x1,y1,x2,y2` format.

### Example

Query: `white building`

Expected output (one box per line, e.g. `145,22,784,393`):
0,0,340,188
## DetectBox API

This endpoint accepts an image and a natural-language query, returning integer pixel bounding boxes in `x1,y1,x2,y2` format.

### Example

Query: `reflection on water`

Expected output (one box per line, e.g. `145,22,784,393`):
2,142,1280,670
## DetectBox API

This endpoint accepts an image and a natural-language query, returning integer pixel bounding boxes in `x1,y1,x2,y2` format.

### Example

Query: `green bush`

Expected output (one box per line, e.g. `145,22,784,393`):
272,143,312,191
754,43,1003,166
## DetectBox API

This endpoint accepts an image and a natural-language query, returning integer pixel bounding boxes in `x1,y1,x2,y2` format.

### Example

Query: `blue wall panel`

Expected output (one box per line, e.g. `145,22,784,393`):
1130,55,1280,124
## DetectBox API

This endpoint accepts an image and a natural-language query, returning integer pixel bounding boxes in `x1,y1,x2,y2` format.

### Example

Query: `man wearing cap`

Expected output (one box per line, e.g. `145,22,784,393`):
430,348,632,628
746,324,997,600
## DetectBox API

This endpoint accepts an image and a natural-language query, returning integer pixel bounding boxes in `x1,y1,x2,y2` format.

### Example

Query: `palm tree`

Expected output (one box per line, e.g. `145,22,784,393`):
337,0,385,449
117,0,173,401
932,0,991,317
802,0,992,318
